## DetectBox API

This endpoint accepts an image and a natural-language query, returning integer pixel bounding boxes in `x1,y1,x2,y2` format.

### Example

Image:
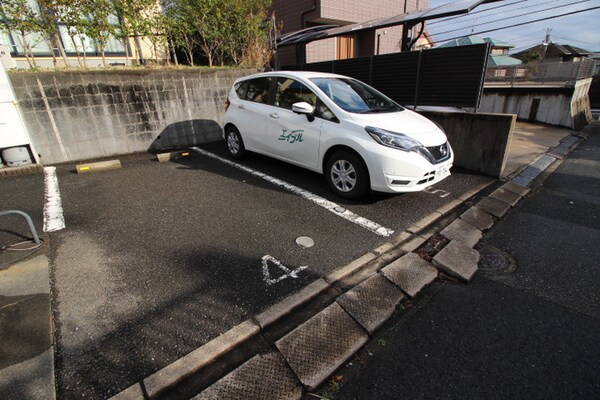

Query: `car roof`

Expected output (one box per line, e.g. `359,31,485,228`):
237,70,347,81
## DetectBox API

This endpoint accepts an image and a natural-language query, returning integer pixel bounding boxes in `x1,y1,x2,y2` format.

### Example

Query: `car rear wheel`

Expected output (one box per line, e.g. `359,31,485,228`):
226,126,245,159
325,150,369,199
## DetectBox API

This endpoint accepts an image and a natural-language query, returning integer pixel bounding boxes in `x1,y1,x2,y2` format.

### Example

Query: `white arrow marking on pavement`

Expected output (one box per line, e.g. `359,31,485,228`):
261,255,308,286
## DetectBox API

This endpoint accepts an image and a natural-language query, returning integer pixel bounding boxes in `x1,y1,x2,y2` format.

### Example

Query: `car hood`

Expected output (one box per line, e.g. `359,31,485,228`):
348,109,447,146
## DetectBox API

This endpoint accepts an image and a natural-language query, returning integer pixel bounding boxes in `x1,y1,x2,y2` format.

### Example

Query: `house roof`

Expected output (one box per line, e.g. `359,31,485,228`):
488,54,522,66
546,43,592,57
438,36,485,47
512,43,593,59
438,35,514,48
483,37,514,48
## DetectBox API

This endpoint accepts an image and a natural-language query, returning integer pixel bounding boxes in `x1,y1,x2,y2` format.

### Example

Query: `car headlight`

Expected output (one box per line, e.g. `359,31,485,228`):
365,126,424,152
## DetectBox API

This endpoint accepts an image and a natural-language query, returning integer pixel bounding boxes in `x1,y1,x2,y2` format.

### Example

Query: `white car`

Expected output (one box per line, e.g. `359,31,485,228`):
223,71,453,199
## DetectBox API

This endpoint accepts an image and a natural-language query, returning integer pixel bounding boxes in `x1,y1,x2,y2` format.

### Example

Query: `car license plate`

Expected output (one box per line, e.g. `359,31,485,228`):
436,164,450,178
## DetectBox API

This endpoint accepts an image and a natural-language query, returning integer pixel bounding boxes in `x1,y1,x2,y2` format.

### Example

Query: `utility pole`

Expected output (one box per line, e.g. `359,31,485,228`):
541,28,551,61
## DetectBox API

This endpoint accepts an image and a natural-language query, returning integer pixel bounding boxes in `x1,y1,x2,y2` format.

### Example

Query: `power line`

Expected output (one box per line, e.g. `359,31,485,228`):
429,0,590,37
429,0,568,28
428,0,529,25
551,30,600,47
432,6,600,43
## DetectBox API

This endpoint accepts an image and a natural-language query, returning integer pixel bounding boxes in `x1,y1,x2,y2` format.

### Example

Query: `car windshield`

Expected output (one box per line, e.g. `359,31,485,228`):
310,78,403,114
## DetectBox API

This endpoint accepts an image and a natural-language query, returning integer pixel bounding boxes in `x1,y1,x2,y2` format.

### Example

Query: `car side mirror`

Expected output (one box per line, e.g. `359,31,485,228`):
292,102,316,122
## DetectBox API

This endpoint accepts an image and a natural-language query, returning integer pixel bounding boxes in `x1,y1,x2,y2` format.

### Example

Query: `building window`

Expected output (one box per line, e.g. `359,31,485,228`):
336,34,355,60
4,31,52,56
59,26,96,54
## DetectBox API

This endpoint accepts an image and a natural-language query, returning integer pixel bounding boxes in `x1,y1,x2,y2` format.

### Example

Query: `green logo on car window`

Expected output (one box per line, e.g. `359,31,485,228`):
279,129,304,144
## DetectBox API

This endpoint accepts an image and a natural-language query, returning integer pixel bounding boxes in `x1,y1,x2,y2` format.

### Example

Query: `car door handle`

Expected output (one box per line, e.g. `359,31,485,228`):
238,104,246,110
269,113,279,119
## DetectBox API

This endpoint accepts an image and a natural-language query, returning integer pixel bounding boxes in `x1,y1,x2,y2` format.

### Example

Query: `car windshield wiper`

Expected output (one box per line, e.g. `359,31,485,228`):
358,106,399,114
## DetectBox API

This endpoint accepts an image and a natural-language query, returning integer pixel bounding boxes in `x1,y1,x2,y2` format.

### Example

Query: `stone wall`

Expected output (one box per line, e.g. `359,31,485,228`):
8,68,255,165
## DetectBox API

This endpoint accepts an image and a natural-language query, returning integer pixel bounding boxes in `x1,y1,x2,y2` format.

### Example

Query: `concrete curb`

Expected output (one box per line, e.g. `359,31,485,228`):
0,163,43,177
76,159,121,174
111,131,587,399
155,151,192,163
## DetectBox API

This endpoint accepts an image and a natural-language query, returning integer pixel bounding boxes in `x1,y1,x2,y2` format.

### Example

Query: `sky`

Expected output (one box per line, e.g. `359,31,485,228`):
428,0,600,53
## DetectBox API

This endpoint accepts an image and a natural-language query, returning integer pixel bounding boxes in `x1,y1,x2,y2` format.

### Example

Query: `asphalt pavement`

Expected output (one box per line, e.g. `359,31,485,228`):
0,121,579,399
328,124,600,399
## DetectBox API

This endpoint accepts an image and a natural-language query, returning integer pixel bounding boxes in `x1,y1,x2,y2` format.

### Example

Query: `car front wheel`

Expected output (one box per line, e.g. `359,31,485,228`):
325,150,369,199
225,126,245,159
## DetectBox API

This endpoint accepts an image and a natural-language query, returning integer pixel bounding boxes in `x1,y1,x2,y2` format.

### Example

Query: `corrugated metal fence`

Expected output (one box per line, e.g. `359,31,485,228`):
282,43,491,110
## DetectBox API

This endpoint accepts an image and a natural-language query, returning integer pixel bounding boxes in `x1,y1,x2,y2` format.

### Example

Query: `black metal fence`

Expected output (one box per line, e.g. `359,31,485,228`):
282,43,491,110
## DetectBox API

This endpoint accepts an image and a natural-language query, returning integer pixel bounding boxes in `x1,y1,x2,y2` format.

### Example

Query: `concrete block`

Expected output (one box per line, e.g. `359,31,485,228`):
156,151,192,162
460,206,494,231
142,319,260,398
193,352,302,400
323,253,377,285
434,199,463,217
432,241,479,282
372,241,395,255
381,252,438,297
476,197,510,218
276,302,368,390
389,231,412,246
398,235,427,253
502,181,531,197
76,159,121,173
440,219,482,248
336,274,405,334
406,212,441,234
109,383,144,400
254,279,330,329
489,188,522,207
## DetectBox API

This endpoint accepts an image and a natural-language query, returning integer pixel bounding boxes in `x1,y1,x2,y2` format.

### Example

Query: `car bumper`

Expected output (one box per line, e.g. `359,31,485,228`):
366,144,454,193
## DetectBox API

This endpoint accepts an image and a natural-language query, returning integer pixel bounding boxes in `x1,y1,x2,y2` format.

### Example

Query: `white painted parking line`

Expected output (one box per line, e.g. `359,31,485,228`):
43,166,65,232
191,147,394,237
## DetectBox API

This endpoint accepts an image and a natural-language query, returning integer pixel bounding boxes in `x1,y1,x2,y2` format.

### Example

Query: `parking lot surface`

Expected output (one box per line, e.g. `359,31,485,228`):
2,142,492,399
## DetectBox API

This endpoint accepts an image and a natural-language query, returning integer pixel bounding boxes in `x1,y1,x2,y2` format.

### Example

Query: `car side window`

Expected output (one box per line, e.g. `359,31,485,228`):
315,98,339,123
275,78,317,109
275,77,338,122
245,77,271,104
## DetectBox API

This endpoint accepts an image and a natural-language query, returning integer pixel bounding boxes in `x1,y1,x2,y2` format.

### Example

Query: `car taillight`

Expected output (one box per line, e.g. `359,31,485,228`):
225,98,230,111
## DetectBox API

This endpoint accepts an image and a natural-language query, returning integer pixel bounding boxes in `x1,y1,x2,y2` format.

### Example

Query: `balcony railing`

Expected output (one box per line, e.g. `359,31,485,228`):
485,58,597,87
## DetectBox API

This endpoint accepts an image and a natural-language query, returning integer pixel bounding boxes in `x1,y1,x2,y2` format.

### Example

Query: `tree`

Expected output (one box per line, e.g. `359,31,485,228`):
38,0,71,67
164,0,272,68
228,0,272,68
81,0,116,66
0,0,46,68
51,0,90,67
113,0,157,65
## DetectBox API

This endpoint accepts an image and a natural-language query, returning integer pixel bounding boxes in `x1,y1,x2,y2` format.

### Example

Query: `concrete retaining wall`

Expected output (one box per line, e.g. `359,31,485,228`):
8,68,255,164
480,80,593,130
418,111,516,178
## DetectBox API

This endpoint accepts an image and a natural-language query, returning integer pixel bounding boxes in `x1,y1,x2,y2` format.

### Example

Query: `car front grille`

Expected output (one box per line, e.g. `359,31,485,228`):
420,142,451,164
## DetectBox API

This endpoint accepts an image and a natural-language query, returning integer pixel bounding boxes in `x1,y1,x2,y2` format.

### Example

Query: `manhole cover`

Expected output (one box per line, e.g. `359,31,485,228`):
477,244,517,274
296,236,315,248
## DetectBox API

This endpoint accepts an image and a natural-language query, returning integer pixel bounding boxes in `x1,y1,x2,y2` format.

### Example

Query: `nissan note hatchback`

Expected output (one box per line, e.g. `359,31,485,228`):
223,71,453,199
